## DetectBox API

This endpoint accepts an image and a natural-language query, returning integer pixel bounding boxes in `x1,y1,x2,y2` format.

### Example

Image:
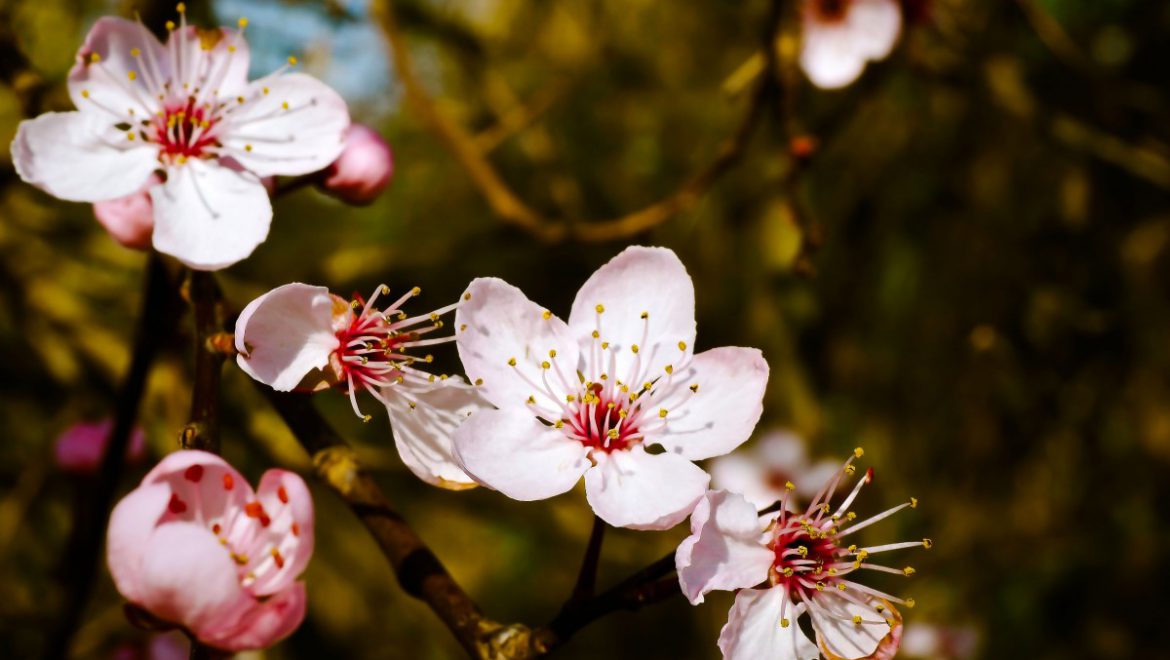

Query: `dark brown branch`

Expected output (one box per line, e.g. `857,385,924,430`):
564,516,607,606
179,272,226,453
47,254,181,660
369,0,776,244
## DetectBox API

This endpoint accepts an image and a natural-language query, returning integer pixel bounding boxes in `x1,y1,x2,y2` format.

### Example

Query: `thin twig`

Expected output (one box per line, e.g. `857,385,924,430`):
369,0,774,244
47,254,181,660
565,515,606,605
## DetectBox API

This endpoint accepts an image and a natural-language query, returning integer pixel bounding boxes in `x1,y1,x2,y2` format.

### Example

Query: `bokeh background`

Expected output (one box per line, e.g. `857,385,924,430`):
1,0,1169,657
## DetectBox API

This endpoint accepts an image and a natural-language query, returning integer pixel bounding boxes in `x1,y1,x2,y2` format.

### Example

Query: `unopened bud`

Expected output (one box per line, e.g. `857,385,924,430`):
320,124,393,205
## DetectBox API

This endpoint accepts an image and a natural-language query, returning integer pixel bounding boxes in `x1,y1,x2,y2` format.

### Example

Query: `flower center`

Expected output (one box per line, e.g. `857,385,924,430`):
564,383,641,453
811,0,851,21
152,100,220,162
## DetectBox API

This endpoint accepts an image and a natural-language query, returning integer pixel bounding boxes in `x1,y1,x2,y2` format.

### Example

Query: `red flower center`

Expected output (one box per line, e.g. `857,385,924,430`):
811,0,851,22
569,383,640,453
152,100,219,160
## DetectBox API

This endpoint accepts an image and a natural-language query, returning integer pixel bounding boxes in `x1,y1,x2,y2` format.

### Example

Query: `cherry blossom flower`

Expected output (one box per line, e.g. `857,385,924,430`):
10,8,349,270
676,449,929,659
800,0,902,90
54,419,147,475
92,174,161,250
320,123,394,205
106,450,312,652
710,429,840,511
234,283,486,489
453,246,769,530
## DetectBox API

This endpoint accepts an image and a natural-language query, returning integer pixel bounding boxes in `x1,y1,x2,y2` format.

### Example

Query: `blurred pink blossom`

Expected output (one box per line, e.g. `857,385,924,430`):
54,419,146,475
800,0,902,90
92,175,160,250
107,451,313,651
709,429,840,511
321,124,394,205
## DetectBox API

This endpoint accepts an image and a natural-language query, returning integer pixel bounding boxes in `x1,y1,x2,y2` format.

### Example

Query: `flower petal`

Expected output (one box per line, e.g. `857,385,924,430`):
568,246,696,384
455,277,581,413
709,453,776,512
220,73,350,177
234,283,340,391
656,347,768,461
166,26,252,100
800,0,901,90
453,408,589,500
718,587,817,660
150,159,272,270
675,490,773,604
106,482,172,604
12,112,157,202
810,593,899,660
93,173,161,250
583,445,709,530
135,522,251,637
845,0,902,61
383,378,489,490
248,470,315,596
67,17,166,118
203,582,307,652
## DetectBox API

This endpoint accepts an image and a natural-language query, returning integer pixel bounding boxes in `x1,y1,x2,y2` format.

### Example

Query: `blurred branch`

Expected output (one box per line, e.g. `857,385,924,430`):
1050,114,1170,190
564,515,606,605
1016,0,1097,76
473,79,571,155
370,0,777,243
180,272,225,452
48,254,182,660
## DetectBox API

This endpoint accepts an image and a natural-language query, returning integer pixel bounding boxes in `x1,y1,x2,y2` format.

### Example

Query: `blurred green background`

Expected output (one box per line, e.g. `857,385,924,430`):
2,0,1169,657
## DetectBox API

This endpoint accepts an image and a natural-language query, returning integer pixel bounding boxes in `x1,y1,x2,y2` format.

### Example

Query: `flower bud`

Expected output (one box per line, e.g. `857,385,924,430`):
320,124,393,205
54,419,147,475
92,175,161,250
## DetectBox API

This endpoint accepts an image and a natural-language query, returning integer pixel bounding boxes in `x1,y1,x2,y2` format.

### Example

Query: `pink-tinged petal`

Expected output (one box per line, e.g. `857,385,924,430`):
583,446,709,530
455,277,581,412
810,593,900,660
141,450,239,488
165,27,251,100
718,587,817,660
801,0,901,90
54,419,147,475
453,408,589,500
234,283,340,391
655,347,768,461
150,160,272,270
93,173,161,250
220,73,350,177
675,490,773,604
383,378,488,490
67,17,167,118
709,453,778,512
249,470,314,596
106,482,172,604
204,582,306,652
567,246,696,381
320,123,394,205
135,523,251,636
12,112,158,202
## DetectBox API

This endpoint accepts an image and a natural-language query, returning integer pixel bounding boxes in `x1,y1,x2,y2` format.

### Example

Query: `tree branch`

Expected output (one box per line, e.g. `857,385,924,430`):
179,272,225,453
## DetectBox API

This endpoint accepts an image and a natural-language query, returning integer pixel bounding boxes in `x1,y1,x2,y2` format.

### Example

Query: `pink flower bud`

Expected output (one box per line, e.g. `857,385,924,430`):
54,419,147,475
320,124,393,205
92,175,161,250
107,451,314,652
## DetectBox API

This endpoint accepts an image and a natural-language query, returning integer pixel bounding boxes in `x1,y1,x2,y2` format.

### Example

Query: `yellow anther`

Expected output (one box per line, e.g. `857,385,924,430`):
820,503,830,514
905,598,916,608
231,553,248,565
782,567,794,577
526,396,536,404
643,382,653,390
922,538,933,549
828,568,838,576
591,330,600,339
428,374,436,382
542,310,552,320
89,52,101,63
815,582,825,591
424,354,434,363
780,618,790,628
288,55,298,66
903,566,916,576
618,410,628,419
81,90,90,98
852,615,863,625
601,342,610,350
166,20,176,31
664,365,673,374
606,402,615,409
555,420,565,429
127,132,135,140
408,402,417,410
910,497,919,508
631,344,640,354
796,546,808,557
238,17,249,28
176,3,186,13
852,561,861,569
282,101,290,110
507,357,517,367
566,394,576,402
785,480,795,491
237,96,245,104
854,446,864,458
362,414,372,423
886,618,896,628
131,48,141,57
244,144,253,152
857,550,869,560
690,383,699,393
844,464,857,475
549,349,557,358
875,604,886,613
847,511,857,521
177,155,188,164
658,409,668,418
411,286,422,296
847,544,857,552
474,378,483,386
607,429,619,439
541,361,550,370
460,324,468,332
678,341,687,351
640,311,648,319
837,583,846,591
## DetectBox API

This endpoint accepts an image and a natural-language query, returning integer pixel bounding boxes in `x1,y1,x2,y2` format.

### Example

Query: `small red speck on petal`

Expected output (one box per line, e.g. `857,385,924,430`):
184,465,204,482
291,522,300,537
271,548,285,569
223,473,234,490
212,523,221,535
277,486,289,504
168,493,187,514
865,467,875,485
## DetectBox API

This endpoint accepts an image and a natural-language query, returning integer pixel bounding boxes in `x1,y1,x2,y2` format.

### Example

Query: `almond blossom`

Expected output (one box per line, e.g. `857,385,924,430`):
676,450,928,659
234,282,486,489
11,8,349,270
801,0,902,90
710,429,840,511
106,450,312,652
453,246,769,530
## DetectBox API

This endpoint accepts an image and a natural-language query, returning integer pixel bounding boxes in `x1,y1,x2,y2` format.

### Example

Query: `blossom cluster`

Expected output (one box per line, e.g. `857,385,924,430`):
15,7,927,657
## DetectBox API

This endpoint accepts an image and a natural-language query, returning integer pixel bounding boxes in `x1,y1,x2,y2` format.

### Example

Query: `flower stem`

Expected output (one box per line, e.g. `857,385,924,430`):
180,271,225,452
566,515,606,604
47,253,181,659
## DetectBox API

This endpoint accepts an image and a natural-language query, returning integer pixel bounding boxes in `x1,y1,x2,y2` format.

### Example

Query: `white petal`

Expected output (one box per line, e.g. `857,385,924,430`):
384,378,489,490
796,459,842,501
455,277,581,413
568,246,696,384
758,430,809,471
709,452,782,511
808,592,895,659
675,490,773,604
800,0,901,90
845,0,902,61
453,408,590,500
167,27,252,100
220,73,350,177
150,160,272,270
583,446,709,530
67,17,166,118
655,347,768,461
718,587,818,660
234,283,340,391
12,112,157,202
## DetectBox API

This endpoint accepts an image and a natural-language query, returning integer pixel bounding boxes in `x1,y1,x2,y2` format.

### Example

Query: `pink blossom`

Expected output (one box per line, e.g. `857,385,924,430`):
234,283,486,490
452,246,769,530
11,11,349,270
106,450,313,652
54,419,146,475
676,450,928,659
320,124,394,205
92,174,161,250
710,429,840,511
800,0,902,90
